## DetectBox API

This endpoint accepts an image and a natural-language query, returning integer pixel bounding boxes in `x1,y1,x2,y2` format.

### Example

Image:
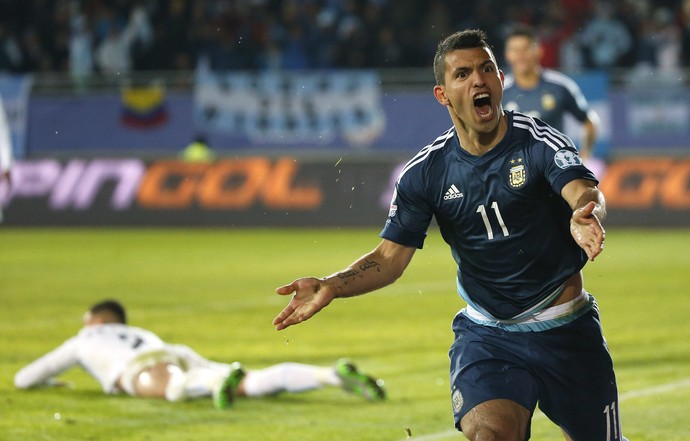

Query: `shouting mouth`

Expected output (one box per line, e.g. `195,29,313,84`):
473,92,493,120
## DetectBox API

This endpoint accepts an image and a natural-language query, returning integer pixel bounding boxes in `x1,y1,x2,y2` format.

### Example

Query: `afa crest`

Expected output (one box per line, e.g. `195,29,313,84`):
509,160,526,188
452,388,464,413
541,93,556,111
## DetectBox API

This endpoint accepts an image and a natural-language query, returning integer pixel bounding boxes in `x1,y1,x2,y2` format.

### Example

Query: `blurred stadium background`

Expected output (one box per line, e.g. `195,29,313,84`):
1,1,690,440
1,0,690,227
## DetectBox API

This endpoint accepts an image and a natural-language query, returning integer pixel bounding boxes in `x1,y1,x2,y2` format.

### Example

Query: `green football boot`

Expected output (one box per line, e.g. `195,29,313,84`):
213,362,246,409
335,358,386,401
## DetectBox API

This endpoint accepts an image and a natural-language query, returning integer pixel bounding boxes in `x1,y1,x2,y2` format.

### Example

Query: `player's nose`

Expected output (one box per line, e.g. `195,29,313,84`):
471,70,487,87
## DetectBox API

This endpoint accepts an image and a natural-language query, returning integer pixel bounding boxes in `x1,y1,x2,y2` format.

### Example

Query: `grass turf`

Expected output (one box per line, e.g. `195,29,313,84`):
1,227,689,441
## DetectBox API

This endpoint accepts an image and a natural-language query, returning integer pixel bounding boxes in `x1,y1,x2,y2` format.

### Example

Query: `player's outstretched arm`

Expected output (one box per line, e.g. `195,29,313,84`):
273,239,416,330
14,338,79,389
562,179,606,261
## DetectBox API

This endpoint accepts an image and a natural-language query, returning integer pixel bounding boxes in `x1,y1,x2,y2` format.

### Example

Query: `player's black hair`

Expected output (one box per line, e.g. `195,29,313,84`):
433,29,493,86
506,24,538,42
90,299,127,324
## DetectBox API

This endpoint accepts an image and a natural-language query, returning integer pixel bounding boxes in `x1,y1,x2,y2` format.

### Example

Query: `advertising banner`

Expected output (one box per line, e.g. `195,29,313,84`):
22,68,690,155
2,156,689,227
25,90,445,154
1,157,397,227
609,89,690,150
600,157,690,225
194,69,386,149
26,92,195,155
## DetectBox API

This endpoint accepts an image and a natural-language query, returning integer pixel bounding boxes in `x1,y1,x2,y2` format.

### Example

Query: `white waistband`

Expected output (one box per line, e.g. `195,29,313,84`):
462,290,593,332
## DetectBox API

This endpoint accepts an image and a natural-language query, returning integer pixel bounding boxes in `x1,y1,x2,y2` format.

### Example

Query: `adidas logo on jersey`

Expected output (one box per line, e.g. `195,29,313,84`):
443,184,463,200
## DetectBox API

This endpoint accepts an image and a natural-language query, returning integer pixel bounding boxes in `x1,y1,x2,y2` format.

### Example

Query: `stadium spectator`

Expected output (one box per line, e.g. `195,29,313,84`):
0,0,688,75
502,25,599,161
682,0,690,66
0,23,24,72
69,7,94,87
0,93,11,222
273,29,626,440
578,1,633,69
94,4,152,75
15,299,386,408
179,134,215,163
643,7,683,72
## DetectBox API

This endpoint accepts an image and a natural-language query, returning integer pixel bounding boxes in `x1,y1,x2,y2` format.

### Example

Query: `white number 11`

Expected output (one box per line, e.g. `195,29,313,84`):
476,202,510,240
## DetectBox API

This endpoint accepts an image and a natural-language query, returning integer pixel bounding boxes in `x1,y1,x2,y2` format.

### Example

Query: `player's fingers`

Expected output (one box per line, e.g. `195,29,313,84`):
588,221,605,249
587,235,605,260
571,203,587,222
572,201,597,224
588,246,601,261
572,222,599,260
275,282,297,295
276,314,302,330
272,301,297,325
274,305,316,330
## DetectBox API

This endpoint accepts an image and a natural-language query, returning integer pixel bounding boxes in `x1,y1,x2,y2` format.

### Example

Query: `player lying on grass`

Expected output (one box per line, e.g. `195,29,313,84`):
14,299,385,408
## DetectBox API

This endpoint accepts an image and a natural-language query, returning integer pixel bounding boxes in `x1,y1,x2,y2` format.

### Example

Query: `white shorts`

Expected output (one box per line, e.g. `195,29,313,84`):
118,350,187,396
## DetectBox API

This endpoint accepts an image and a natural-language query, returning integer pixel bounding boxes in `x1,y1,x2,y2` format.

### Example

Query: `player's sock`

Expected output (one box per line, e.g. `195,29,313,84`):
242,363,339,397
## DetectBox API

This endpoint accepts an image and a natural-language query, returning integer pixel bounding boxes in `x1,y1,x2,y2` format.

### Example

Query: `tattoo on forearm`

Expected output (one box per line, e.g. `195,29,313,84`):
335,259,382,285
358,259,381,272
336,269,359,280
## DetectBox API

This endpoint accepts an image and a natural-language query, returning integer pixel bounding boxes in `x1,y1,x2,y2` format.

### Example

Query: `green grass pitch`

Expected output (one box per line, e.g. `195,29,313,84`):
1,227,689,441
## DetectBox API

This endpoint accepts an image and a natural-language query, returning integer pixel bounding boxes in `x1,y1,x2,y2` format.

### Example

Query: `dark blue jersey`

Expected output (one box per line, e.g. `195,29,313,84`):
503,69,590,131
380,111,598,320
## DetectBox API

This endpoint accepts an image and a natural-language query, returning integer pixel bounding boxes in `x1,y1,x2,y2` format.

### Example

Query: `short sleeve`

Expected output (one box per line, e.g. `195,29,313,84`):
561,78,589,123
380,170,433,249
543,144,598,195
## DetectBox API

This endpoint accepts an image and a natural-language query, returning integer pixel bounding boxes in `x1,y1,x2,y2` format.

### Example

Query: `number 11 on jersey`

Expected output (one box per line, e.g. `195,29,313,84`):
476,202,510,240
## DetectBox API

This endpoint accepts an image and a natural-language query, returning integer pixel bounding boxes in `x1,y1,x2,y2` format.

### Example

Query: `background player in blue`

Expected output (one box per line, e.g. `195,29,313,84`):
503,25,599,162
273,29,626,441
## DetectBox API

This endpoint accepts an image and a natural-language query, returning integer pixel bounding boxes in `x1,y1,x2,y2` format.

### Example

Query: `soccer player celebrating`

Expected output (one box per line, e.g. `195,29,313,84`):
273,29,626,441
15,300,385,408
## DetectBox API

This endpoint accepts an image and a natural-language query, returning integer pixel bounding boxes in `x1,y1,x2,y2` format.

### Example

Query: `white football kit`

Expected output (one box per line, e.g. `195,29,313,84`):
14,323,231,397
14,323,346,402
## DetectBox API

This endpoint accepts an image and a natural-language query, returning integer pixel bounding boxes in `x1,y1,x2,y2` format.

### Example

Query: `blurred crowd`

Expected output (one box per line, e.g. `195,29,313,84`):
1,0,689,78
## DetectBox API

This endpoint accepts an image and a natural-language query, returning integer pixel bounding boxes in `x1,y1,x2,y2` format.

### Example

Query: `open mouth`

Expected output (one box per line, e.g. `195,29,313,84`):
473,93,493,119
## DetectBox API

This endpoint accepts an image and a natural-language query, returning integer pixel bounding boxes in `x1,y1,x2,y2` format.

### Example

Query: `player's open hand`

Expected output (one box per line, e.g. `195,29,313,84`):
570,201,605,261
273,277,335,330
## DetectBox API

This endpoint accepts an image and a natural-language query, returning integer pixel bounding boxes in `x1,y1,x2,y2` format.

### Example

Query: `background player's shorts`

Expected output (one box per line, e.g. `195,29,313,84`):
119,350,187,396
449,304,625,440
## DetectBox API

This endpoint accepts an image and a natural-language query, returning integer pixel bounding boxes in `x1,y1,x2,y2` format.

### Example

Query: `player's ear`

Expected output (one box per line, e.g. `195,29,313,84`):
433,84,449,106
499,69,505,87
536,43,544,62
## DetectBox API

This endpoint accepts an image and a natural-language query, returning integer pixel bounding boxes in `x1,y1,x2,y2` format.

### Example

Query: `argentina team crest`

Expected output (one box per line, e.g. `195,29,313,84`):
509,157,526,188
452,387,463,413
541,93,556,111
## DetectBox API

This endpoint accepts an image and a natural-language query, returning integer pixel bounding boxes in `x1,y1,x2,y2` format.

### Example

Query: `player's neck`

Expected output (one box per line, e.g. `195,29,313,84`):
514,67,541,89
455,116,508,157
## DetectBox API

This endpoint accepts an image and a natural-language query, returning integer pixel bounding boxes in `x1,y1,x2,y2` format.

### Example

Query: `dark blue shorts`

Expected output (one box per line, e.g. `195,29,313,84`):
449,305,624,441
